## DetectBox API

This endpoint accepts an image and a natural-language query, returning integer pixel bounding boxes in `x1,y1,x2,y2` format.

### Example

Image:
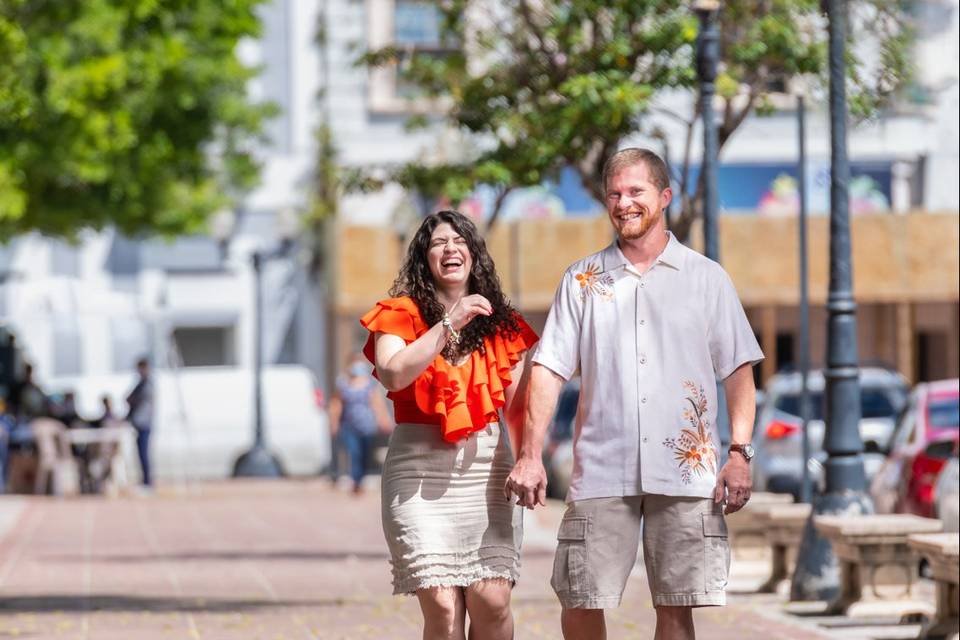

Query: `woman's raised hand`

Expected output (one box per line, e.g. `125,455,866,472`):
447,295,493,331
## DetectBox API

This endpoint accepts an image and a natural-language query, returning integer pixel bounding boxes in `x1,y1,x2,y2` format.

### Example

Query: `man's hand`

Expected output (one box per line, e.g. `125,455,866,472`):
713,453,751,514
504,456,547,509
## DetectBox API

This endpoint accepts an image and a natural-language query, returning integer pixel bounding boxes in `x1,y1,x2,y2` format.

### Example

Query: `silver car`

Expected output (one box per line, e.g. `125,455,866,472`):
753,367,908,499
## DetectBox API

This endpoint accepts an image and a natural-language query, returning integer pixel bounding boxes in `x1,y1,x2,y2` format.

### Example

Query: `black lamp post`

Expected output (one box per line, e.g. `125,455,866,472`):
790,0,873,602
232,242,291,478
797,95,813,505
211,208,291,478
695,0,721,263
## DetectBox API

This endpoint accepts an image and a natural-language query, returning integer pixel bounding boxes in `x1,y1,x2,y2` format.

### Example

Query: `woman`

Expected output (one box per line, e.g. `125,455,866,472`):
328,353,392,494
361,210,538,640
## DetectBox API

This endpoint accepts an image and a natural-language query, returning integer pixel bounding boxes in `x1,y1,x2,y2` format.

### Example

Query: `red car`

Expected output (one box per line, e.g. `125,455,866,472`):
871,379,960,517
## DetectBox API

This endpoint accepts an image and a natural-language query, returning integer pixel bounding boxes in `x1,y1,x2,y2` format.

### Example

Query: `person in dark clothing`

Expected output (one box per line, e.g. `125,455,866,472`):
125,358,154,487
328,353,392,494
8,363,48,422
92,395,116,428
53,391,81,427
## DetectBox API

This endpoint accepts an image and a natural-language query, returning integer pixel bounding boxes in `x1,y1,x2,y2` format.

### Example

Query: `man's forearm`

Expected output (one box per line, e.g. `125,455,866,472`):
519,364,565,460
724,363,756,444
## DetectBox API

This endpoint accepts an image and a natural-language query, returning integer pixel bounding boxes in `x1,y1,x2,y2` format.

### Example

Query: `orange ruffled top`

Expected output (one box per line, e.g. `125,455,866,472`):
360,296,539,443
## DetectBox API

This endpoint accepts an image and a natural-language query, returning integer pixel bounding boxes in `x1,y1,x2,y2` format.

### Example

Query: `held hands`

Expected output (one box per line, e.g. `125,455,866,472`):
504,456,548,510
446,294,493,331
713,453,752,515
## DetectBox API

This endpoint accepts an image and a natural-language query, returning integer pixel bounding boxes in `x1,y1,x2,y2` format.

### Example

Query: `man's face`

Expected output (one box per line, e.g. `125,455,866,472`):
604,163,672,241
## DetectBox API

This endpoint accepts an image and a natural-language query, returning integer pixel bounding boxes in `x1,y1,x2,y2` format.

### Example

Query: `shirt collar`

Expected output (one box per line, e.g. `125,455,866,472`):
657,232,685,270
601,231,685,273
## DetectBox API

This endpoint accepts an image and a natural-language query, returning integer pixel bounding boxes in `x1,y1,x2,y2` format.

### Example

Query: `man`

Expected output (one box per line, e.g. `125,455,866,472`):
8,363,48,421
505,148,763,640
126,357,155,487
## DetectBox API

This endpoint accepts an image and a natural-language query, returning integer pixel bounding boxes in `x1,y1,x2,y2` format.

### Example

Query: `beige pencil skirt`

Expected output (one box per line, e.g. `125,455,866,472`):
380,422,523,595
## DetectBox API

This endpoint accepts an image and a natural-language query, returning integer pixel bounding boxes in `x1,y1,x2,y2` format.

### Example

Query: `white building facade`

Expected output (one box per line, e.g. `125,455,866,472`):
1,0,957,392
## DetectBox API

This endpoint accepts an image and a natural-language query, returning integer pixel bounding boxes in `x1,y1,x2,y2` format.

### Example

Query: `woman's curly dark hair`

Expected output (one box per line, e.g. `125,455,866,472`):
390,210,520,360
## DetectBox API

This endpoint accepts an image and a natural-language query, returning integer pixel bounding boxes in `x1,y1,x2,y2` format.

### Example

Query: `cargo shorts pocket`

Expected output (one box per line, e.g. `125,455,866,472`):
552,516,589,595
702,513,730,592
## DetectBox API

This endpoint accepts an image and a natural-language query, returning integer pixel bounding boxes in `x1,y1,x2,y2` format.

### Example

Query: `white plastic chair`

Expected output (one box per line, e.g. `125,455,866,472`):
30,418,80,496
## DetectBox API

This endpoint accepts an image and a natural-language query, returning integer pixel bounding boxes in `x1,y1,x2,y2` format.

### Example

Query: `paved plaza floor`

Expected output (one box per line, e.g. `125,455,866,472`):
0,480,919,639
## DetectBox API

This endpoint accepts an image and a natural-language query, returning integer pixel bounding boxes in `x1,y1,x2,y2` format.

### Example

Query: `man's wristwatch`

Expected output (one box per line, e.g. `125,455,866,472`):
728,443,755,462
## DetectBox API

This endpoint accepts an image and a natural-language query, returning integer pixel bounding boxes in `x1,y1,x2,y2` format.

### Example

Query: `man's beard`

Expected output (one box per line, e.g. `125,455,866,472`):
619,206,661,240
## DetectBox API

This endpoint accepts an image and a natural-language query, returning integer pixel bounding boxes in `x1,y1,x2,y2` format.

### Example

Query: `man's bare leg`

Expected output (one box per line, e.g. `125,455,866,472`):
654,606,694,640
560,607,605,640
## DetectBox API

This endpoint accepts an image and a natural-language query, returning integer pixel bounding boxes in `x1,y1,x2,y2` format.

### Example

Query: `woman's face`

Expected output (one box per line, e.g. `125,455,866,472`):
427,222,473,291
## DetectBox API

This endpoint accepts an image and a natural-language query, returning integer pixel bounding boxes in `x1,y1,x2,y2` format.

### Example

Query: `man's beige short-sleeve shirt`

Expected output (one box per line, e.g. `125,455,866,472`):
533,232,764,501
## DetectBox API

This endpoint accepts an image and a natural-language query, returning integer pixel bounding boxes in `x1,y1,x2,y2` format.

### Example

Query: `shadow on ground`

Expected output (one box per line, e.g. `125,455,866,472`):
0,593,367,614
43,548,555,564
42,549,391,563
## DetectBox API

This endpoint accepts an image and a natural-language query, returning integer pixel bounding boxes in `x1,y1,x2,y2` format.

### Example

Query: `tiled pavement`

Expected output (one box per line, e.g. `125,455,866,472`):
0,480,905,639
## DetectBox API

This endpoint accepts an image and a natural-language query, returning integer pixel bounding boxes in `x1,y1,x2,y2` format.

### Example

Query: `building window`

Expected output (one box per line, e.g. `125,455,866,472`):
106,233,142,277
53,321,83,376
140,236,224,273
367,0,457,113
394,1,441,45
917,331,948,382
776,333,796,371
111,319,150,373
50,241,80,277
172,326,237,367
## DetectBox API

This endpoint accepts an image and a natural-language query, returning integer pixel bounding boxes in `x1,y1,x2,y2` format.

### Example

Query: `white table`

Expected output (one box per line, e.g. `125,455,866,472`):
66,425,139,492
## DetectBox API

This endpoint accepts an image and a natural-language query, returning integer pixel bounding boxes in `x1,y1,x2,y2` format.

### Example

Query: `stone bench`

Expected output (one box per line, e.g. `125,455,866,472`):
908,533,959,640
815,514,943,617
755,502,812,593
726,492,794,552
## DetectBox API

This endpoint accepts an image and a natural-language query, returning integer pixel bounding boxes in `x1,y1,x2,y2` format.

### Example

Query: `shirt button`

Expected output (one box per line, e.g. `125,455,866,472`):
642,436,648,443
639,319,645,326
640,355,647,364
641,396,648,404
640,282,645,288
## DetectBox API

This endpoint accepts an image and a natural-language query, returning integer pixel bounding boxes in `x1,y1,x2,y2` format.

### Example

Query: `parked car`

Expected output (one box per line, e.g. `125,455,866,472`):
544,378,580,499
753,367,908,499
870,379,959,517
933,448,959,532
47,365,331,481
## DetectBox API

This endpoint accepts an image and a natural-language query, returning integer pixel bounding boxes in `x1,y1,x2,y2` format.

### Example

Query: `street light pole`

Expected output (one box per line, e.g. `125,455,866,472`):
695,0,721,263
233,248,285,478
790,0,873,602
797,95,812,505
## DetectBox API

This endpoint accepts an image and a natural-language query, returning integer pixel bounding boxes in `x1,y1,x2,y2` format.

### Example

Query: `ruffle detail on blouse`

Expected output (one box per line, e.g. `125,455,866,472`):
360,296,538,442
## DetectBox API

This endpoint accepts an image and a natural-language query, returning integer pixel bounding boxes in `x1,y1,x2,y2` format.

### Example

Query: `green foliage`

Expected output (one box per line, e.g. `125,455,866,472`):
0,0,275,241
356,0,911,235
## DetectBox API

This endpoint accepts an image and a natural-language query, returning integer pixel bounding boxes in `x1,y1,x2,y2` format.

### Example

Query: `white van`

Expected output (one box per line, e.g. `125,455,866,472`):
46,365,330,481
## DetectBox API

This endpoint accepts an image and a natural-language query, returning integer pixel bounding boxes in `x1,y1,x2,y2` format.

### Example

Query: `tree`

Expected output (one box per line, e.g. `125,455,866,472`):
358,0,910,238
0,0,275,241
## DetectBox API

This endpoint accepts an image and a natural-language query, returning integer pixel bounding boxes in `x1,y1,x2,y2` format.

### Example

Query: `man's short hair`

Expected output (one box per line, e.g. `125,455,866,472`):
602,148,671,194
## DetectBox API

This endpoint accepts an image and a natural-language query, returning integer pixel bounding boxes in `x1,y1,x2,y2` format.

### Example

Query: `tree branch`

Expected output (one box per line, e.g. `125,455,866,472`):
578,138,616,204
679,100,701,217
484,185,516,232
718,89,757,148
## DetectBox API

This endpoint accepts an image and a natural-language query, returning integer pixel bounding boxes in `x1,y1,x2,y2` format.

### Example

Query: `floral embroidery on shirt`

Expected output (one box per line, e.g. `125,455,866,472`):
663,380,718,484
574,263,615,301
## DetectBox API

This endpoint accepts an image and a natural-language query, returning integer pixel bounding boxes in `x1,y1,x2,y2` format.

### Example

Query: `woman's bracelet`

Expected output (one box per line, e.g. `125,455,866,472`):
441,314,461,345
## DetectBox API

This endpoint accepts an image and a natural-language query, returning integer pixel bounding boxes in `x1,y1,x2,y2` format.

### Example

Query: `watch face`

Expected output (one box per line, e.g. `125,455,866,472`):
742,444,755,460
